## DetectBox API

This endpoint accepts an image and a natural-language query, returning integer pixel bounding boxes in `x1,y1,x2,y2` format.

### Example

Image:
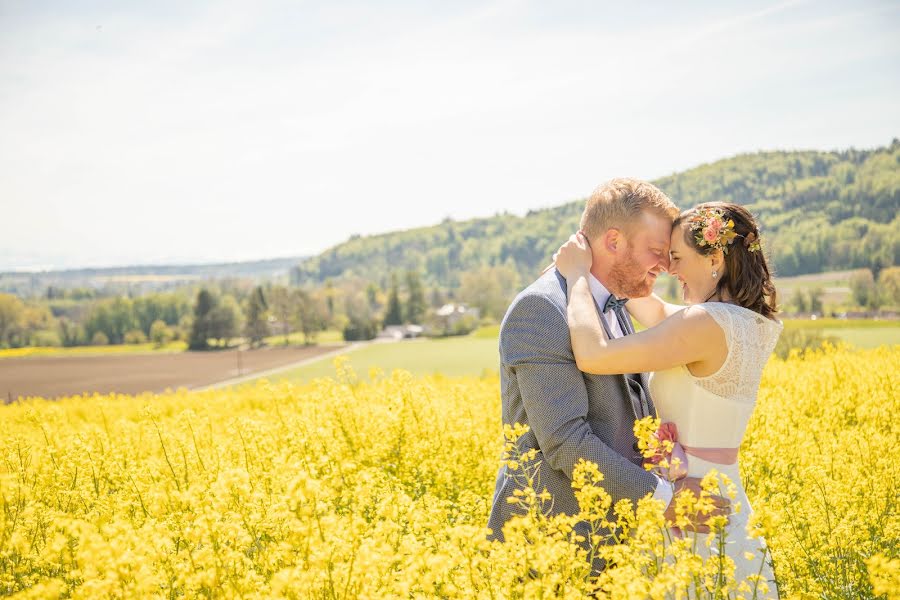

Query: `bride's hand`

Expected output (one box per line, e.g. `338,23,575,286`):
553,231,593,280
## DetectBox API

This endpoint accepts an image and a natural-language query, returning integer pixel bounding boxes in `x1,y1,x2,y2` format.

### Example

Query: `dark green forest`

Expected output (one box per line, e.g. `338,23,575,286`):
295,140,900,287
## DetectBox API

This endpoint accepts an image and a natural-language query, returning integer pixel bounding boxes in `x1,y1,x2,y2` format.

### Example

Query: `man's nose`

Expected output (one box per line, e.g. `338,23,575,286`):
658,254,670,272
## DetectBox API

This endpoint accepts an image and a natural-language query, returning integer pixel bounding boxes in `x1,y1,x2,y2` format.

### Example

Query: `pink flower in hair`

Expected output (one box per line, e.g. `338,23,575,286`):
690,206,738,252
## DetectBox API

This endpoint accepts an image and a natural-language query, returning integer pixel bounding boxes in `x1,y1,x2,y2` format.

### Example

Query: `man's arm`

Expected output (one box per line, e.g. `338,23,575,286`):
501,292,658,504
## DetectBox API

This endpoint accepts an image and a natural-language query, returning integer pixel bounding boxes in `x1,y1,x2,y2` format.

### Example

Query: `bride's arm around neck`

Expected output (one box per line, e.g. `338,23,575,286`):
566,274,726,376
626,293,685,329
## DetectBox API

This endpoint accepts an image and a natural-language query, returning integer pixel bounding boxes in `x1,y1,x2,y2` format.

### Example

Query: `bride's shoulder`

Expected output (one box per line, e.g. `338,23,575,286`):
695,302,784,331
668,304,728,342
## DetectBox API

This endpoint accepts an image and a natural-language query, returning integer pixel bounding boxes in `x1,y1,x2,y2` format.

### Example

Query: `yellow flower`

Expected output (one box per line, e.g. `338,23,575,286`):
0,346,895,597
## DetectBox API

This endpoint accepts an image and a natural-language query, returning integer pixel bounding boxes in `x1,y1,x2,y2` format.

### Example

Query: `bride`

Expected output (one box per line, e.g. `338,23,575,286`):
554,202,781,592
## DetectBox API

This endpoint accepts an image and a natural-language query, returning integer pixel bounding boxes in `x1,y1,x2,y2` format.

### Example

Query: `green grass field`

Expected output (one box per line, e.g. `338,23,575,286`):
261,319,899,383
784,318,899,348
819,328,899,348
266,335,500,383
262,329,344,346
782,318,900,330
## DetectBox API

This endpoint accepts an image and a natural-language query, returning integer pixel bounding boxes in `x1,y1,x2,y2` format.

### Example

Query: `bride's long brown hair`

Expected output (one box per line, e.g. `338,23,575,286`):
673,202,779,320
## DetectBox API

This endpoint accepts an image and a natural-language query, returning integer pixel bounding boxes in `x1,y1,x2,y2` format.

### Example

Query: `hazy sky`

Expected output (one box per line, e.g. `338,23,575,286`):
2,0,898,271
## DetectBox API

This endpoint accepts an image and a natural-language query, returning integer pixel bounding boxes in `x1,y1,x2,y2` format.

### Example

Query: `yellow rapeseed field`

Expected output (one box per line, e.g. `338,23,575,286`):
1,347,898,598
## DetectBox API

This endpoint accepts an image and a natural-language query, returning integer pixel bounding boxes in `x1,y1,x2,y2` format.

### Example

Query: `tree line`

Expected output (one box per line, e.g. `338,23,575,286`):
1,265,897,352
293,139,899,288
0,263,521,349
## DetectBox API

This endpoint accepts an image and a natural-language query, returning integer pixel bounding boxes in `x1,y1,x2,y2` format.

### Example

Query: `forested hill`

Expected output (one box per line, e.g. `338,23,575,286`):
296,140,900,287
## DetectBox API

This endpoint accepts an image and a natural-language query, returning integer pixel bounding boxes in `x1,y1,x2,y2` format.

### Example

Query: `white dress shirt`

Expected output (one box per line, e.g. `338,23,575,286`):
586,275,675,510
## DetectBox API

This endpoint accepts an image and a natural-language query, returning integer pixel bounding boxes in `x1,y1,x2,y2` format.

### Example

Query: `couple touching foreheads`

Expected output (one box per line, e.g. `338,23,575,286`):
487,178,781,589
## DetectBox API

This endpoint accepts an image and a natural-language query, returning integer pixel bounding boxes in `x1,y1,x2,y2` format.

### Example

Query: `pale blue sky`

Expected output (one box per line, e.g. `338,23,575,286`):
1,0,898,271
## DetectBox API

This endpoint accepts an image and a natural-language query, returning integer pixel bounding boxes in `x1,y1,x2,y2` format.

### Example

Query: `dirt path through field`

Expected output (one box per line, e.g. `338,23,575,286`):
1,345,348,401
196,342,367,390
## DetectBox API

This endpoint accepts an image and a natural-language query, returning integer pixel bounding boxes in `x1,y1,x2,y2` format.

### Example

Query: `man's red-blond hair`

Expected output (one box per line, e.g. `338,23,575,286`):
580,178,679,240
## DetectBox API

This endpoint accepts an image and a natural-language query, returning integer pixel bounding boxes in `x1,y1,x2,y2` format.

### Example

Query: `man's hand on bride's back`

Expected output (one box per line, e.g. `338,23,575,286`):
665,476,732,534
553,232,593,280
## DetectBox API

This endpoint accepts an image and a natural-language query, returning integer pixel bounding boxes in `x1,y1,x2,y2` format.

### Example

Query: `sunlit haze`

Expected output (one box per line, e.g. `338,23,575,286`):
2,0,898,271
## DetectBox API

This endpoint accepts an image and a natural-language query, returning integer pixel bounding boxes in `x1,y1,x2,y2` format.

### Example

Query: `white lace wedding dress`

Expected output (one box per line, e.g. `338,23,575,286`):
649,302,782,595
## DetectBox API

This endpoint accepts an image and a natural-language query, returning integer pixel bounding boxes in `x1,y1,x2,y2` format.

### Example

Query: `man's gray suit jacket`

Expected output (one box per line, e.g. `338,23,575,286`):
487,269,658,542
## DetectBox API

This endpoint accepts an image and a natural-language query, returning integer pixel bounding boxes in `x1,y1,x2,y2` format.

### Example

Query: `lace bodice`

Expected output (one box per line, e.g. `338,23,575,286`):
691,302,783,403
648,303,783,449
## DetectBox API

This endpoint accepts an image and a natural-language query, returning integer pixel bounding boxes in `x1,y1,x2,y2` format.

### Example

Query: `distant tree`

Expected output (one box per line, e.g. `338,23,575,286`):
365,283,381,313
430,287,445,308
342,292,379,341
877,267,900,307
244,286,270,347
84,297,137,345
404,270,427,324
58,317,85,347
91,331,109,346
790,289,809,314
109,298,137,344
31,330,61,347
177,314,192,342
0,293,25,348
324,280,336,320
149,319,173,347
342,315,379,341
384,274,403,326
124,329,147,344
207,295,242,347
188,289,216,350
268,286,296,345
21,305,55,346
808,287,824,314
458,265,520,320
295,290,328,344
850,270,878,309
134,294,189,335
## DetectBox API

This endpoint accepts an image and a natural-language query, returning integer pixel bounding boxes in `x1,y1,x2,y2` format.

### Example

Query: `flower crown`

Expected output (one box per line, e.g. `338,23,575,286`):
688,207,761,254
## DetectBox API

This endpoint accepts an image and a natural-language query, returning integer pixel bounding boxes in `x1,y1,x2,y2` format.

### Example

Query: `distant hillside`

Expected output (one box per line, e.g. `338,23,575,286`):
0,256,307,297
297,140,900,287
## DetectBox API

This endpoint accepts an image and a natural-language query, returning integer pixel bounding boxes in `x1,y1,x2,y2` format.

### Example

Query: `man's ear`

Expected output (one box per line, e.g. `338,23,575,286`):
603,228,622,254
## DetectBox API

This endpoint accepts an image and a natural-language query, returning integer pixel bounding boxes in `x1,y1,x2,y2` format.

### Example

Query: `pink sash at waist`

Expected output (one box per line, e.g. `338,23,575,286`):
649,423,740,481
682,445,739,465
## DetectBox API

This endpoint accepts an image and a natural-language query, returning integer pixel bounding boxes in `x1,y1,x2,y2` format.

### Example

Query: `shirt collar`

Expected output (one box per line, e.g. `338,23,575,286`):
587,274,613,308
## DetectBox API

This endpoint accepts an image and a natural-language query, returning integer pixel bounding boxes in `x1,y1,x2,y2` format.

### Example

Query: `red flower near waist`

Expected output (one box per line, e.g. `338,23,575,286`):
646,422,688,482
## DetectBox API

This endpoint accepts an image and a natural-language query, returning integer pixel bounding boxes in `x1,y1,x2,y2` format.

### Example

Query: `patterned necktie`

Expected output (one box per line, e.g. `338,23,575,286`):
602,294,628,314
606,297,652,421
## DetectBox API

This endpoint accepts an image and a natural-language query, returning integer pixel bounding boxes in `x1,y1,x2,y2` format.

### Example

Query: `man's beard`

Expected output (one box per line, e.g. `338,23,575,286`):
609,248,655,298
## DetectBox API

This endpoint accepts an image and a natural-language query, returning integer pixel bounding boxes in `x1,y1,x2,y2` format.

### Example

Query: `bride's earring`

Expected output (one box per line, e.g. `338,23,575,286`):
712,270,718,279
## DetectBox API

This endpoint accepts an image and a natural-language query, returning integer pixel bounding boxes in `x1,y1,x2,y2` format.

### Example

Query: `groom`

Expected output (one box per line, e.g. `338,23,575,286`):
487,178,724,549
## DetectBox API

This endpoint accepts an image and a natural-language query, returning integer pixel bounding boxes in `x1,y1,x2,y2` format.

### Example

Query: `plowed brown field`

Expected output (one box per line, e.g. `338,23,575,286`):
0,345,343,401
